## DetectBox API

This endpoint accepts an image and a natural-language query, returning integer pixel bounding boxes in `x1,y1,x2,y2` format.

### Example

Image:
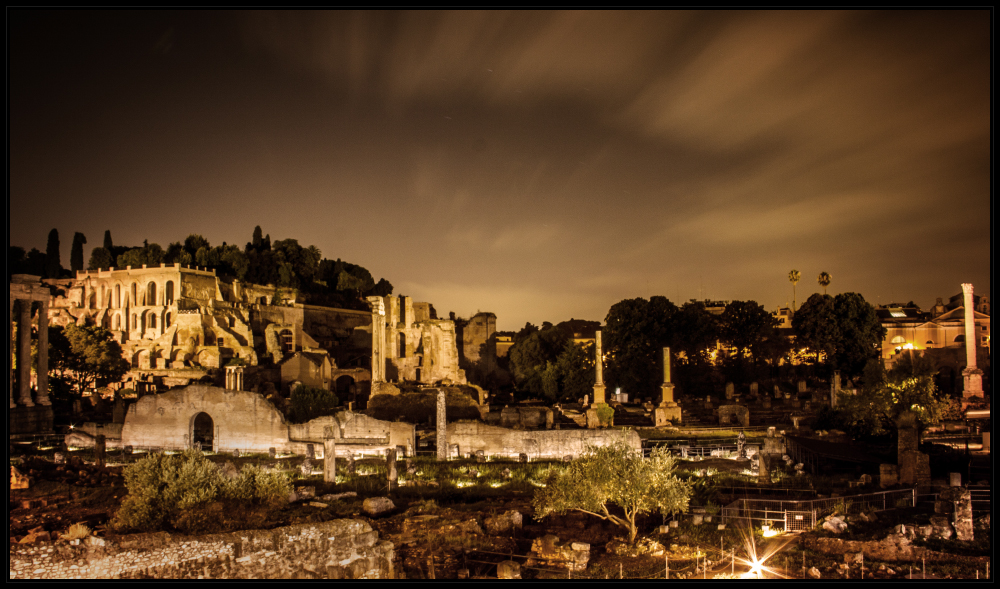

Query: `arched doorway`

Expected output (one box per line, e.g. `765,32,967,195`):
192,412,214,451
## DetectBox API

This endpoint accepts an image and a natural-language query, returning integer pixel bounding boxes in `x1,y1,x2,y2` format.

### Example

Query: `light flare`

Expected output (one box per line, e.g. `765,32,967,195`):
731,523,796,579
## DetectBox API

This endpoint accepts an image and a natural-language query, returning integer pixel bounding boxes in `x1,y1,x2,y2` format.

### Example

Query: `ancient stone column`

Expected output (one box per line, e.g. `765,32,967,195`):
663,346,671,385
35,299,50,406
367,296,386,383
436,389,447,461
324,426,337,483
961,283,983,399
386,447,397,490
655,347,681,425
592,329,606,405
830,371,840,408
17,300,34,407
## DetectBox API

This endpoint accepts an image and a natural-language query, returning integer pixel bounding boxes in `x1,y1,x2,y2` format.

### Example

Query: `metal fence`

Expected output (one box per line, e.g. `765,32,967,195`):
721,488,916,531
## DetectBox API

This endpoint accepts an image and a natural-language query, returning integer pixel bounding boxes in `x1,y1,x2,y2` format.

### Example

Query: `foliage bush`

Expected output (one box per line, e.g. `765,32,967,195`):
287,384,338,423
110,450,291,534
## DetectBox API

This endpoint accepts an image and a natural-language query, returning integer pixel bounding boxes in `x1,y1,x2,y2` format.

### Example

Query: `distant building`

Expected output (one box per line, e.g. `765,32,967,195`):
878,297,990,363
555,318,601,347
495,333,514,358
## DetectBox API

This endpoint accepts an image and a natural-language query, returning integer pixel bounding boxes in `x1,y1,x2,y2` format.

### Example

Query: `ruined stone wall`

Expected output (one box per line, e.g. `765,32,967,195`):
459,312,496,364
447,422,641,460
9,520,393,580
120,386,290,453
286,412,415,456
379,295,465,385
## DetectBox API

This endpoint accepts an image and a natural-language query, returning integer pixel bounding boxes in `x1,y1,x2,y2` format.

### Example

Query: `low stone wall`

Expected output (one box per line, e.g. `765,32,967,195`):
447,422,641,460
804,533,988,565
9,520,393,580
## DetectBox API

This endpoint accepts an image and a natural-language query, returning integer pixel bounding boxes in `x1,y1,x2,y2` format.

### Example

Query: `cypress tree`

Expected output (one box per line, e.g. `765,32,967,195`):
252,225,263,248
103,230,113,251
45,228,62,278
71,232,87,272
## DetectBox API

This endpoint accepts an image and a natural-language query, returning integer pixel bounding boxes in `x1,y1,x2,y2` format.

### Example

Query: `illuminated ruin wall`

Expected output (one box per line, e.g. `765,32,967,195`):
10,520,393,580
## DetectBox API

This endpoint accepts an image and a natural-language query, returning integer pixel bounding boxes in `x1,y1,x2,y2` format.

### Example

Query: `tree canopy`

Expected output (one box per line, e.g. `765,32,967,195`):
831,292,886,378
70,232,87,272
45,324,130,395
45,228,62,278
603,296,677,398
791,292,885,379
836,353,947,440
507,324,570,399
287,384,339,423
13,225,394,311
533,439,692,543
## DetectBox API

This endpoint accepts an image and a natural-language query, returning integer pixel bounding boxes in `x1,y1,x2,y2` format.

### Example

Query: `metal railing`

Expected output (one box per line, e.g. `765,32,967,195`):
721,488,916,531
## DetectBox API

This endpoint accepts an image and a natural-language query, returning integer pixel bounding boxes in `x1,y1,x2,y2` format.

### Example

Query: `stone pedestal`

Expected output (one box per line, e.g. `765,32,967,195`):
654,404,682,426
586,404,612,429
962,368,984,401
655,381,682,426
591,384,606,406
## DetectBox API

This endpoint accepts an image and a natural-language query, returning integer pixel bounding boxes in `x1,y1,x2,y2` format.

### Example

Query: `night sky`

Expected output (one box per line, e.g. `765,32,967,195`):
9,10,991,330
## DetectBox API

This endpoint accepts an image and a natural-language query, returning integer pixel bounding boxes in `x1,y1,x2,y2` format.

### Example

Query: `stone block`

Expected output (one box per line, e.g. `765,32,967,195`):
654,404,681,426
362,497,395,516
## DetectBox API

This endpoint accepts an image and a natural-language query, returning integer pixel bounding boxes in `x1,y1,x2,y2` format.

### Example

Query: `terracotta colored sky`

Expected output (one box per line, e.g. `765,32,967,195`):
9,10,991,331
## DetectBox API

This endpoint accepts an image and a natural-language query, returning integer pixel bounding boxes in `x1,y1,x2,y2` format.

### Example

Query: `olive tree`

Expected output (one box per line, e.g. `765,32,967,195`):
532,439,692,543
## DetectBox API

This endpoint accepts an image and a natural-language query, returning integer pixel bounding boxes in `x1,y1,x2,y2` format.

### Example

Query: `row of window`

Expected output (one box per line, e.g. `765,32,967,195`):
101,281,177,309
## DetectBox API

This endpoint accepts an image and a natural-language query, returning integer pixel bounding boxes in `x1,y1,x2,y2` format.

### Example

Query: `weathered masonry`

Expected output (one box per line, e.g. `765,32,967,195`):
112,385,414,456
9,520,394,579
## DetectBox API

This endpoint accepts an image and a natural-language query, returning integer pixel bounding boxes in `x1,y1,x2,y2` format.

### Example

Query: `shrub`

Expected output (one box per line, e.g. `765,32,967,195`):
288,384,338,423
110,450,290,534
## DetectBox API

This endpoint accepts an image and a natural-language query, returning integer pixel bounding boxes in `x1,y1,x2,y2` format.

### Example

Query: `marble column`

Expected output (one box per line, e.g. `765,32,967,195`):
36,299,50,405
17,300,34,407
961,283,984,398
592,329,606,405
